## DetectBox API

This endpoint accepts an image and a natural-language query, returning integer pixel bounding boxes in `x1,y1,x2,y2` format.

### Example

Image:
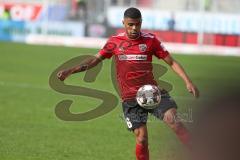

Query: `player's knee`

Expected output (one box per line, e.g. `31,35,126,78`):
163,108,177,126
136,135,148,145
134,127,148,145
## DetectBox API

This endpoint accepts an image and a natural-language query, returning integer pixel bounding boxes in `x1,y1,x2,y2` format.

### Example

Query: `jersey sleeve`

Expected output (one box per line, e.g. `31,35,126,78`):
152,36,169,59
98,37,116,59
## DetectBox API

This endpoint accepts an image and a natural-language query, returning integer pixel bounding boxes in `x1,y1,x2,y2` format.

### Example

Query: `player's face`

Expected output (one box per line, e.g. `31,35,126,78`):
123,17,142,39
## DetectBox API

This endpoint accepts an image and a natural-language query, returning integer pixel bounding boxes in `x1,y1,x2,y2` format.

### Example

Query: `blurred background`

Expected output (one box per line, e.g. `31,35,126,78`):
0,0,240,53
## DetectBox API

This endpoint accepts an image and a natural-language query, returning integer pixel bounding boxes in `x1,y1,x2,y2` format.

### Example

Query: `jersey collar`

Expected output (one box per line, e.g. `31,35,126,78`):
125,32,142,40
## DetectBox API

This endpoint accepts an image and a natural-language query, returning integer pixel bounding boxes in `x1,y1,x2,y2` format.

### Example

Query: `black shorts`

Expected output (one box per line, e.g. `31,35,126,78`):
122,92,177,131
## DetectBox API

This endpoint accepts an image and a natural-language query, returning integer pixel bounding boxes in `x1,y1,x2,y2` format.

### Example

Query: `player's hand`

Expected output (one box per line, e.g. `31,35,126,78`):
57,69,72,81
186,82,199,98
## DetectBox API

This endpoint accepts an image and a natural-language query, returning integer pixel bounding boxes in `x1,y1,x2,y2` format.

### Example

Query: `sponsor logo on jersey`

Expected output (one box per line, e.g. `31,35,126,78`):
139,44,147,52
118,55,147,61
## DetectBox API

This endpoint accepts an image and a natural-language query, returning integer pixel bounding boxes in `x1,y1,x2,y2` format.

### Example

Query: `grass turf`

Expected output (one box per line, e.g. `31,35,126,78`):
0,42,240,160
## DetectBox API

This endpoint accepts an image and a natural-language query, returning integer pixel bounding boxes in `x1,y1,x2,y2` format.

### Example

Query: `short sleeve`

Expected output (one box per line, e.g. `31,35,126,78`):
152,37,169,59
99,37,116,59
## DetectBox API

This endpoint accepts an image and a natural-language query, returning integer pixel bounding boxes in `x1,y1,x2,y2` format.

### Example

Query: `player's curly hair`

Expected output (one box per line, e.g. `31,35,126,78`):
124,7,142,19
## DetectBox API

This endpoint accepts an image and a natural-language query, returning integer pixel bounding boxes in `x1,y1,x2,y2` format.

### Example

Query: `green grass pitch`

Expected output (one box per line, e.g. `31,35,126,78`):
0,42,240,160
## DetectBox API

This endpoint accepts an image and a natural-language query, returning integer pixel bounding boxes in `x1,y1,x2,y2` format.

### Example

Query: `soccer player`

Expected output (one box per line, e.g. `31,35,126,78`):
57,7,199,160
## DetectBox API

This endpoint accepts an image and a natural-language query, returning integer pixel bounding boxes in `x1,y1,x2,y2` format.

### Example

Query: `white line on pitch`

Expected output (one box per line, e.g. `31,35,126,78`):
0,81,206,100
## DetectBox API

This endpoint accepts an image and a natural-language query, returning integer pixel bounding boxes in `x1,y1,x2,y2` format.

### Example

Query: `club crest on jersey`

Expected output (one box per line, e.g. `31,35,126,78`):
139,44,147,52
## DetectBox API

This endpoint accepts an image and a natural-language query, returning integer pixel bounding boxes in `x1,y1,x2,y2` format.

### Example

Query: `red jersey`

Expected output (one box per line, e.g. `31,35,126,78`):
99,32,169,101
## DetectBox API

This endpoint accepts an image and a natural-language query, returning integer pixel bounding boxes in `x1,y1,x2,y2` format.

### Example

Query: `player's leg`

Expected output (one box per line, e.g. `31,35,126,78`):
122,101,149,160
134,125,149,160
150,91,191,149
163,108,191,149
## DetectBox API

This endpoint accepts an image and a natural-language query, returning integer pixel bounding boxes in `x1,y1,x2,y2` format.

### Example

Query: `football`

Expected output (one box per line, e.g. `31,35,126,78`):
136,84,161,109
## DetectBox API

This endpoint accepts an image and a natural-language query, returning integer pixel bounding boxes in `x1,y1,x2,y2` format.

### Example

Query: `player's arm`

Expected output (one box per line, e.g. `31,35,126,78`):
163,55,200,98
57,53,105,81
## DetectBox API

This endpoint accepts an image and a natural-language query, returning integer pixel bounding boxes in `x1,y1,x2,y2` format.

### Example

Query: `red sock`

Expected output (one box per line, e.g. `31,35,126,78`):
135,143,149,160
175,125,191,149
